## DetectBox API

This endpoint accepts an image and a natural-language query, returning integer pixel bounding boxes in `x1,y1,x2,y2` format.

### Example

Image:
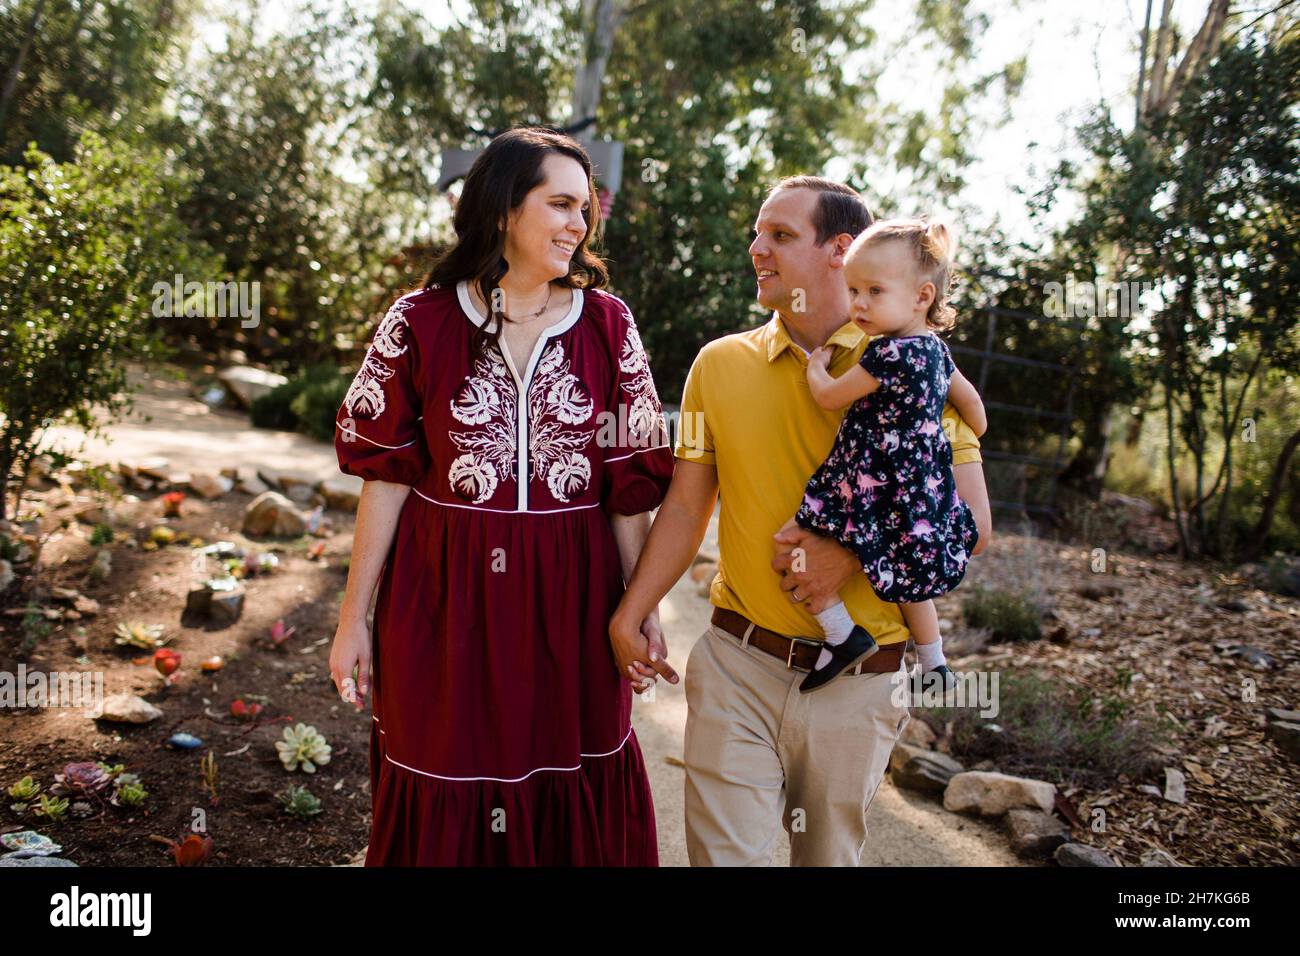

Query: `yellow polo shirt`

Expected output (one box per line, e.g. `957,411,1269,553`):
675,314,982,646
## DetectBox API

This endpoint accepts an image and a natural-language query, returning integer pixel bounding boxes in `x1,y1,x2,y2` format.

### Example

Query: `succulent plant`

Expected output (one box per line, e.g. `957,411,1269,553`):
34,794,69,821
150,525,177,546
114,620,164,648
114,781,148,806
279,785,323,820
96,762,126,778
168,833,213,866
275,723,331,773
70,800,95,818
54,762,112,794
7,775,40,801
153,648,181,678
161,492,186,518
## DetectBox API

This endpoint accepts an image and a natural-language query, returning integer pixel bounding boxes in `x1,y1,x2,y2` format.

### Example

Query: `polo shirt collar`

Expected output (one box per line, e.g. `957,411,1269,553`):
763,312,865,362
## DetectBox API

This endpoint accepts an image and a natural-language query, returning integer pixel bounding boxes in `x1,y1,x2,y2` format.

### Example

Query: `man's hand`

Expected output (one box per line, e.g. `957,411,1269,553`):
771,523,860,614
610,607,679,692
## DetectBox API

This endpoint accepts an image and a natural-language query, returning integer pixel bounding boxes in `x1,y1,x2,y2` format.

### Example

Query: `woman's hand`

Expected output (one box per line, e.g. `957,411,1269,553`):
330,615,372,712
610,607,678,693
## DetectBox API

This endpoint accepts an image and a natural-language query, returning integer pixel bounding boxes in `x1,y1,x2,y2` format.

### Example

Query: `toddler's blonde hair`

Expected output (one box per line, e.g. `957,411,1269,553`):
851,217,957,331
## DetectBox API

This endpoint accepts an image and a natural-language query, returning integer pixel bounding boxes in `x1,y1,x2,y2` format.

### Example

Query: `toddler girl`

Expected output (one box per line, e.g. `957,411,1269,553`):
792,217,986,693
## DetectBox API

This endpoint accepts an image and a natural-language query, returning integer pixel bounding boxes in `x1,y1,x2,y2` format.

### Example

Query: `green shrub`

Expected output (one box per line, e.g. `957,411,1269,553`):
289,373,351,443
928,672,1176,788
961,585,1043,641
251,365,348,438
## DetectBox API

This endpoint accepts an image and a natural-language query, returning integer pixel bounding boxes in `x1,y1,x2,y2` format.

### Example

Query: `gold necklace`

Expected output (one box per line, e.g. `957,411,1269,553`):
499,283,553,324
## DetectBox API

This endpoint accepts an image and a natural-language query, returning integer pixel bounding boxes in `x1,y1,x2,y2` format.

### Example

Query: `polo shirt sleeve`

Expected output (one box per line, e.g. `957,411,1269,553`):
942,402,982,466
673,347,716,465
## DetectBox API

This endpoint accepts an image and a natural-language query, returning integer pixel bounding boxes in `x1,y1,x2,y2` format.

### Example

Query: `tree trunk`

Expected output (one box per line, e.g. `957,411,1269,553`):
1242,425,1300,561
0,0,49,135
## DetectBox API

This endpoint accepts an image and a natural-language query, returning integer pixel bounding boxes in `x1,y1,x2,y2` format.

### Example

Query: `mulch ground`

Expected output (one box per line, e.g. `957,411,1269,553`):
1,484,371,866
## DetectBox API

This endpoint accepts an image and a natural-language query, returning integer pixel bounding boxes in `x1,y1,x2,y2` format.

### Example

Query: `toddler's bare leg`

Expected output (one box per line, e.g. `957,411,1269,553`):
901,600,948,672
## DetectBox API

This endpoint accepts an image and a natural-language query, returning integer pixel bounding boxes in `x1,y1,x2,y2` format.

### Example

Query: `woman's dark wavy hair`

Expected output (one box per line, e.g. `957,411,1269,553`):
421,126,609,361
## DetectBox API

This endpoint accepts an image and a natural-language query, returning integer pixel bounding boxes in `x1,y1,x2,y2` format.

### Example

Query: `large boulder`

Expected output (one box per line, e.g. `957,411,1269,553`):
943,770,1057,817
242,491,306,538
218,366,288,409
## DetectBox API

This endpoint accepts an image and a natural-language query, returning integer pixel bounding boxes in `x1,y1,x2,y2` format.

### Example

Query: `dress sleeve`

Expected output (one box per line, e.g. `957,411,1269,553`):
858,335,905,389
334,297,430,486
601,301,674,515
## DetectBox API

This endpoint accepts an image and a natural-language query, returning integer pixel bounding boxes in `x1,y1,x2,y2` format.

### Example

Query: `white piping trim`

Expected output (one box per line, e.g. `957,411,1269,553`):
603,443,672,464
410,487,600,514
335,422,417,450
371,716,633,782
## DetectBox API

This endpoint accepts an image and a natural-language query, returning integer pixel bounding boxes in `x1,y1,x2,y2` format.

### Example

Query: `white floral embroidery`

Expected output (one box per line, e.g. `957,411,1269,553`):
343,298,413,420
445,340,597,505
616,311,665,445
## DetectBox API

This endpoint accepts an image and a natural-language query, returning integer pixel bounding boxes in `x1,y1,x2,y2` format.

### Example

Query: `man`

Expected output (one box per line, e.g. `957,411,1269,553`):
609,176,991,866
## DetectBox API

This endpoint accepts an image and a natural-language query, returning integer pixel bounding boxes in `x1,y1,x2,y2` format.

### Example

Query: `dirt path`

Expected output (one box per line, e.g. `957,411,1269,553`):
37,371,1020,866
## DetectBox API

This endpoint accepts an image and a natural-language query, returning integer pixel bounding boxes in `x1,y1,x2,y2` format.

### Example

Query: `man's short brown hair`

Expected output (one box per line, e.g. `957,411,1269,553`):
769,176,873,245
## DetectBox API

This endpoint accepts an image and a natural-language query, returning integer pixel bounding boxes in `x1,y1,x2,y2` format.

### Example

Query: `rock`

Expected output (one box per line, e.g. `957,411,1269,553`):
1266,707,1300,724
167,733,203,750
91,693,163,724
1224,644,1276,669
1163,767,1187,804
133,457,172,481
187,472,232,499
229,466,270,496
210,586,245,626
1138,784,1162,797
900,717,937,748
1,830,62,857
1005,808,1070,859
0,856,78,867
319,476,362,511
242,491,307,538
1077,581,1122,601
1054,843,1118,867
218,366,288,409
285,483,317,505
943,771,1057,817
1140,848,1184,867
185,579,245,626
891,746,965,794
689,562,718,584
1265,721,1300,762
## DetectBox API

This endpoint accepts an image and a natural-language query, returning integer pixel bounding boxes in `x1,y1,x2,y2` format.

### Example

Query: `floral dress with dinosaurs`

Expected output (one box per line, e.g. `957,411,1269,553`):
795,334,978,604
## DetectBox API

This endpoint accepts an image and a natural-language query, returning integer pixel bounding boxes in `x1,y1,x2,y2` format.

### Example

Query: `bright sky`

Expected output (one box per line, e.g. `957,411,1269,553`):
192,0,1210,244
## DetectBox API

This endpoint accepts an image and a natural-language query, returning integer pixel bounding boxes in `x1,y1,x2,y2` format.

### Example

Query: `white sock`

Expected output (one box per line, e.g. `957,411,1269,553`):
814,601,855,645
813,601,855,670
916,637,947,671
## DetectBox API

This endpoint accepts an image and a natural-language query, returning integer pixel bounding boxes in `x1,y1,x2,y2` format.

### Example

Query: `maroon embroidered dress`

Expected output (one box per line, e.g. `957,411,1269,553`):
333,281,673,866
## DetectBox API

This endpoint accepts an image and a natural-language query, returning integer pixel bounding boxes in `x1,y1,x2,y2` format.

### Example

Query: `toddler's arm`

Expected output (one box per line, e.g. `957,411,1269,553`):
806,346,879,410
948,369,987,437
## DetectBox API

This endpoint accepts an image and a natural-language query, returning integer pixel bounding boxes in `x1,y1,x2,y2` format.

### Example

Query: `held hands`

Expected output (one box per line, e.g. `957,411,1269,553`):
609,607,679,694
771,520,860,614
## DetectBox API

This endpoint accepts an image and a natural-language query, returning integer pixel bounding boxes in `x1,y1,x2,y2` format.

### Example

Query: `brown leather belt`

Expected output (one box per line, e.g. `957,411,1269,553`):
710,607,904,674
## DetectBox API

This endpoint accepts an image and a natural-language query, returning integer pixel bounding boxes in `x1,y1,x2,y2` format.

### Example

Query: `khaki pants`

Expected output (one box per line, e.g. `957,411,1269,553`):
683,623,911,866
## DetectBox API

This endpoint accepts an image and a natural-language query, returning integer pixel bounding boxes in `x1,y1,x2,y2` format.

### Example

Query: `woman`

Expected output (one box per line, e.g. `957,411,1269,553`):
329,126,674,865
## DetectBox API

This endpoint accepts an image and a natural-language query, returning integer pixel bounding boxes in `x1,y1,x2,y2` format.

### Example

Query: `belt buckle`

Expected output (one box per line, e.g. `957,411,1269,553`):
785,635,822,670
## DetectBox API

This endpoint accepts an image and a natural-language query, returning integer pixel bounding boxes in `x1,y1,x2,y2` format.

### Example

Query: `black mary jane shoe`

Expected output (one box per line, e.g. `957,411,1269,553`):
909,664,958,700
799,625,879,693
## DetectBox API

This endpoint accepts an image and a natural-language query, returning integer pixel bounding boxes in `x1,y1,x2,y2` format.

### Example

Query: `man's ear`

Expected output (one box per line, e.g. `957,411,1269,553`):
829,233,853,268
